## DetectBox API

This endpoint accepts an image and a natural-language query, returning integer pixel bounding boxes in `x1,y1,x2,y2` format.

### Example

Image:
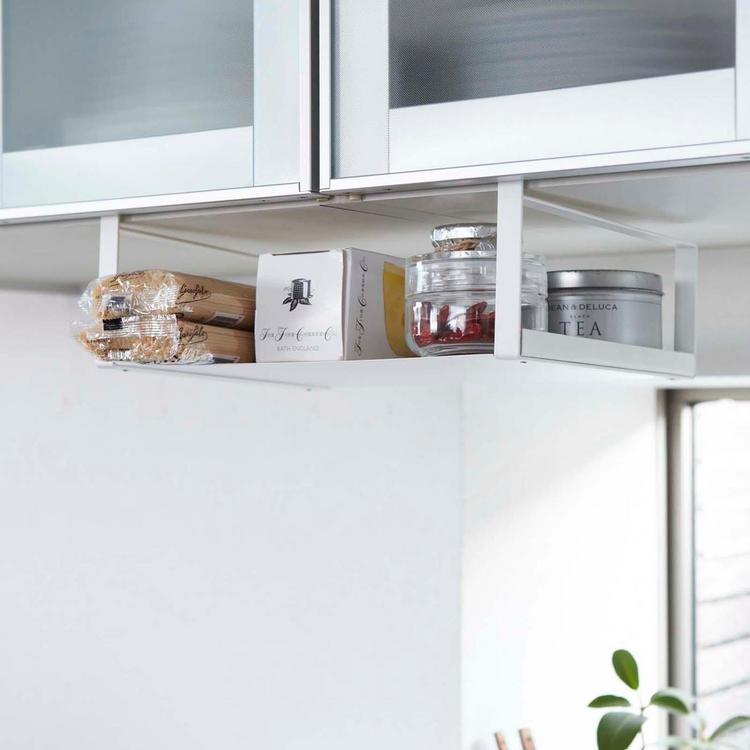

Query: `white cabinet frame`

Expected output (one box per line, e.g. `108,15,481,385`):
666,390,697,738
320,0,750,195
0,0,318,224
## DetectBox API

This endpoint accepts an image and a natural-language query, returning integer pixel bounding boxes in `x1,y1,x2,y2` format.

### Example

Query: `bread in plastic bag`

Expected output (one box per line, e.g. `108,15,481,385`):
76,315,254,364
79,270,255,330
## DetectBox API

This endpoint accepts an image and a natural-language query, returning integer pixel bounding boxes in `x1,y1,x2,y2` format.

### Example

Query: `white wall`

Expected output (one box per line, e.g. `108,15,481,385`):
0,290,463,750
461,383,664,750
689,247,750,375
0,288,666,750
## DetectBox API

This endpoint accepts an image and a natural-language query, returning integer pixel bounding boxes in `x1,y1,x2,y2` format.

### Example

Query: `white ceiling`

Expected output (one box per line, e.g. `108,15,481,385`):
2,162,750,292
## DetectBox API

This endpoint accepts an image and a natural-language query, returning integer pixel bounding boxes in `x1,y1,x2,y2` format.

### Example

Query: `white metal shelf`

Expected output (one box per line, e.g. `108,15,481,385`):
91,176,698,383
521,330,694,377
103,354,670,390
100,332,693,389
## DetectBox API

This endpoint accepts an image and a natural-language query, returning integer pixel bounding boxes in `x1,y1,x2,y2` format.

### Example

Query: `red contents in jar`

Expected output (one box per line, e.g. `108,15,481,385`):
410,300,495,349
414,304,434,347
463,302,485,341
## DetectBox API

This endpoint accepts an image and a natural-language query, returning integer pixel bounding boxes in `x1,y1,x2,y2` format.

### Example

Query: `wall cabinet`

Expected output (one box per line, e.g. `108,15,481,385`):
324,0,742,190
0,0,313,216
2,0,750,219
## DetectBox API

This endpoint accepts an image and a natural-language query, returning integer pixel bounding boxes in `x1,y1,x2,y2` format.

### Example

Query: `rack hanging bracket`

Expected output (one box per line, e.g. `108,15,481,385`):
98,214,121,277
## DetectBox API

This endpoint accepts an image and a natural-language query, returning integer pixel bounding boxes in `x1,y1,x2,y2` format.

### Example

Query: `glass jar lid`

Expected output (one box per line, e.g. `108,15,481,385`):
407,250,547,296
408,223,548,297
431,222,497,250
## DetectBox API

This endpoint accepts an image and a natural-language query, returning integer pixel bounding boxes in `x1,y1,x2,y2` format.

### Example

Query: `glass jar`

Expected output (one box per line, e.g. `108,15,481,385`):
405,223,547,356
521,253,548,332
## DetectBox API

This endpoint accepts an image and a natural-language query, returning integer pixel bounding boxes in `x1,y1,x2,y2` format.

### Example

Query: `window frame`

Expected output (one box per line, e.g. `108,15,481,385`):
666,388,750,732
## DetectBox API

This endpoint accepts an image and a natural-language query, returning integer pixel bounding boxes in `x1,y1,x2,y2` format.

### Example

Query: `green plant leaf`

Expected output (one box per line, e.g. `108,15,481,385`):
590,695,632,708
597,711,646,750
709,716,750,741
649,688,692,715
612,650,640,690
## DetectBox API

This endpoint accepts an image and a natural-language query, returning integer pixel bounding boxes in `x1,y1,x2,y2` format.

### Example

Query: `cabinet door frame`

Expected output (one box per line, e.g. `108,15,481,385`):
321,0,750,194
0,0,318,224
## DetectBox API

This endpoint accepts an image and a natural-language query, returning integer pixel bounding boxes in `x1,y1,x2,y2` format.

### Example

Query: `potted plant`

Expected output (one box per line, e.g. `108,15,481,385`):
589,650,749,750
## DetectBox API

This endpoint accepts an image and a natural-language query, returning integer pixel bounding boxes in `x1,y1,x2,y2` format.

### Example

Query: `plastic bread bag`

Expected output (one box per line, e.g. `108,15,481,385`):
79,270,256,331
76,315,255,364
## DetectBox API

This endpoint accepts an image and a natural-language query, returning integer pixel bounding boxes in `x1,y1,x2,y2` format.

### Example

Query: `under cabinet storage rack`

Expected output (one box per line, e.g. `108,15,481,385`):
95,180,697,387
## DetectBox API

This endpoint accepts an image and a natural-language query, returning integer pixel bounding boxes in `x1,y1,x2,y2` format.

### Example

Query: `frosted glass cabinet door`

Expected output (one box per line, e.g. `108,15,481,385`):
1,0,306,209
331,0,738,180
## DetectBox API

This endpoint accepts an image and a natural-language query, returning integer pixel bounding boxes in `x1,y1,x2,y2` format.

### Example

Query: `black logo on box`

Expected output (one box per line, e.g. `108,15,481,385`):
283,278,312,311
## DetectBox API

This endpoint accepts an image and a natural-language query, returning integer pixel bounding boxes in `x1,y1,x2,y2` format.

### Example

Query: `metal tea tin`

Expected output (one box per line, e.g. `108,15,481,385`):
547,270,664,348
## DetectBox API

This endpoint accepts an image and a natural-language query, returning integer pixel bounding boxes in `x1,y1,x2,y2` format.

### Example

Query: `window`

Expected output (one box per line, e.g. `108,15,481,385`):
669,392,750,748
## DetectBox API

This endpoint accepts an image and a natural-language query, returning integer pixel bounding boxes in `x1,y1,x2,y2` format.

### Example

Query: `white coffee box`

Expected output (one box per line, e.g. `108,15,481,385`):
254,249,411,362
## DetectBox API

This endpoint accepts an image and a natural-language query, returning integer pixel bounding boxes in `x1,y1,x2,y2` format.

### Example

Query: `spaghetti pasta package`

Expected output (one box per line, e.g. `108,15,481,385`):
80,270,256,330
77,315,254,364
